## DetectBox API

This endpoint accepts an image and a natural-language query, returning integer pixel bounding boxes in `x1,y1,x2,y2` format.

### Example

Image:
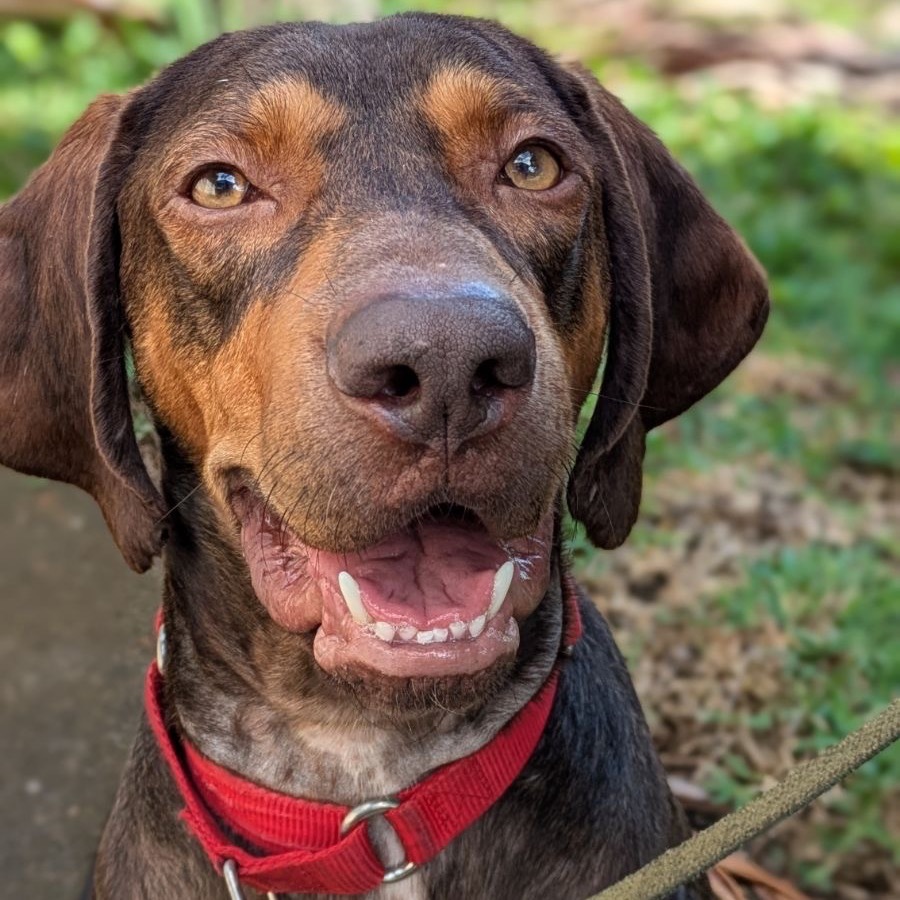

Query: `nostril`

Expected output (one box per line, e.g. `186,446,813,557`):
378,365,420,401
471,359,502,396
472,349,534,396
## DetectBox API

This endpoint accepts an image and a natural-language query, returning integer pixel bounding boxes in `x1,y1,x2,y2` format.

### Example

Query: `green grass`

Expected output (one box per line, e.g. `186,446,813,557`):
693,543,899,889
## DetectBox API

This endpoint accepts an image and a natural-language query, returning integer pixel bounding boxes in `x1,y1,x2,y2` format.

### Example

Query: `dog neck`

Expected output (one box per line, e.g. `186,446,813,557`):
158,475,565,806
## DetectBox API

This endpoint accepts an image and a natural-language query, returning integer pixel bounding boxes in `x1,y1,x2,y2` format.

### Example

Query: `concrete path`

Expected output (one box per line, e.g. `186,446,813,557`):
0,468,160,898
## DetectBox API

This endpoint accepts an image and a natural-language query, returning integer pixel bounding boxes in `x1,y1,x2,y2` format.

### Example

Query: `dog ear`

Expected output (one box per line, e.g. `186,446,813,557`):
563,65,769,548
0,94,165,572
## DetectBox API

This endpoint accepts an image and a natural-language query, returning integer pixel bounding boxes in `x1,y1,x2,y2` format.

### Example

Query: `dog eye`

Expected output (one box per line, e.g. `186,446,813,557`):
190,167,250,209
502,145,561,191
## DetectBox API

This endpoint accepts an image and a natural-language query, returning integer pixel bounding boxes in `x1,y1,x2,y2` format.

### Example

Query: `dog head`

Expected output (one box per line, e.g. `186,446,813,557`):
0,15,767,690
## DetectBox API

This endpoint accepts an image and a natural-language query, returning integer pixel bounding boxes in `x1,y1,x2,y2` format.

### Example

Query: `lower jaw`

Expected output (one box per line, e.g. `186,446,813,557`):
337,660,520,715
325,651,519,716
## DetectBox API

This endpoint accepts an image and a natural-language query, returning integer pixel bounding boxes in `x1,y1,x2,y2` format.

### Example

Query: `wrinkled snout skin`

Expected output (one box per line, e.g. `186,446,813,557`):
120,25,609,554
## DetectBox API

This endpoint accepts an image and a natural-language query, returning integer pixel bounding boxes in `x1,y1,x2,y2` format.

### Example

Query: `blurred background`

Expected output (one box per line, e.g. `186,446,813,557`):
0,0,897,897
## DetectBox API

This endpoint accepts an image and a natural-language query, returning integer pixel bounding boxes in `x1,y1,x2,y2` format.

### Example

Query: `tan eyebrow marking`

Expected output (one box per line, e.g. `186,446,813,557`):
241,76,348,173
419,66,519,140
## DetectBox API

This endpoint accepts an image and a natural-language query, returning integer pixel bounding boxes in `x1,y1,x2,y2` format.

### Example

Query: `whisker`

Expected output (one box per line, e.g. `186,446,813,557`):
238,429,264,467
569,385,663,412
157,482,203,522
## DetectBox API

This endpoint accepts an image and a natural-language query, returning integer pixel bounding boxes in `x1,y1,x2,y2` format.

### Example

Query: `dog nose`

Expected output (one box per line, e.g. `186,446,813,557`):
327,290,535,449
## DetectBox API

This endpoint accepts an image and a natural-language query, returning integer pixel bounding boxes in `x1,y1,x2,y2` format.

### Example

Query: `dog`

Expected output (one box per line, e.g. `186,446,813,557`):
0,12,768,899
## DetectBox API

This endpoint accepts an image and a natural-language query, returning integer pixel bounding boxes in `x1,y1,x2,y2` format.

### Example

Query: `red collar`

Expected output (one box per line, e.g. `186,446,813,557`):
146,575,582,896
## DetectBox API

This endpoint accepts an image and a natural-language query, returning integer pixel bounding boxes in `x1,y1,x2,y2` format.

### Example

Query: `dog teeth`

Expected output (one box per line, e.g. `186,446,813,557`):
373,621,395,643
361,561,516,644
378,613,497,644
338,571,372,625
487,560,515,619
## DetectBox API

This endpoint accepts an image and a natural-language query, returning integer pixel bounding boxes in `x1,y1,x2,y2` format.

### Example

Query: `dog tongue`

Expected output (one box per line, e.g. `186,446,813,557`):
312,521,508,629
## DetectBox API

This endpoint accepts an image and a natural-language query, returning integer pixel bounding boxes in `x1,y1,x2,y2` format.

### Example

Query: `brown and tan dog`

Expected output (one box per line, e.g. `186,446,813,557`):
0,13,767,900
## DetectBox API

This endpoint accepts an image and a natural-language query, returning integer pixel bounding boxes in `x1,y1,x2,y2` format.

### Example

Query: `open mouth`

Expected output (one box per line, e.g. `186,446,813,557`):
231,489,553,679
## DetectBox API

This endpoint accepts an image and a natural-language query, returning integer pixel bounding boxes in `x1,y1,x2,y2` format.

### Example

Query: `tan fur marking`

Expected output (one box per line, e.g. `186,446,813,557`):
132,292,210,459
420,67,512,135
132,295,275,474
240,77,347,183
202,226,349,509
418,67,524,173
565,259,610,409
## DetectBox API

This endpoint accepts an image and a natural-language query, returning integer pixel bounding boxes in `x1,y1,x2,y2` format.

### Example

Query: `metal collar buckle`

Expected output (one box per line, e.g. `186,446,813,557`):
156,624,167,675
222,859,280,900
340,797,418,884
220,797,417,899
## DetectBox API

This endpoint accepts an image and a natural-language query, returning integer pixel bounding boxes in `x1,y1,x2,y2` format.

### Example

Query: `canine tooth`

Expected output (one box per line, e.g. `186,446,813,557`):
416,630,436,644
432,627,449,643
398,625,417,641
469,615,486,638
337,571,371,625
488,561,515,619
374,622,395,643
449,621,467,640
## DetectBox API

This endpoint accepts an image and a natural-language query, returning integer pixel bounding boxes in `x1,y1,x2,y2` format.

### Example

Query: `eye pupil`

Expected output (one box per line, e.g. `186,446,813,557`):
513,150,539,177
213,171,238,194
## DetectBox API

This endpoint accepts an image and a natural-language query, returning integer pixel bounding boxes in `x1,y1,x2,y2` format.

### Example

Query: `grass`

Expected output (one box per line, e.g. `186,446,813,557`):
710,545,900,887
1,1,897,893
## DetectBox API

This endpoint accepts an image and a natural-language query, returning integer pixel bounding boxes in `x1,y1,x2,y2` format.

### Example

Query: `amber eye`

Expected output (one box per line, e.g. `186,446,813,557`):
190,167,250,209
502,145,562,191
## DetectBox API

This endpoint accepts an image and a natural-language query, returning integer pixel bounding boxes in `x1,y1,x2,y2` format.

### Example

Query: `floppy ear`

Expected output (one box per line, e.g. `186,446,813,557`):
564,66,769,548
0,94,165,572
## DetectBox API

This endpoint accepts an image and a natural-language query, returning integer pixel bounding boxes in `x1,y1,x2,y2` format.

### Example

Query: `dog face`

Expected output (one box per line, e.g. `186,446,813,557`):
118,23,591,681
0,16,767,689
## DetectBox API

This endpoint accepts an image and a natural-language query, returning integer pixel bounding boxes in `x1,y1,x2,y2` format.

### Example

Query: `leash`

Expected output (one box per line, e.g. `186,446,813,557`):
589,698,900,900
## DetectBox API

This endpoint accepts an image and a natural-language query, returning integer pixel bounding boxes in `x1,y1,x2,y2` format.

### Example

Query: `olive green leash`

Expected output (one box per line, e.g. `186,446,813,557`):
590,698,900,900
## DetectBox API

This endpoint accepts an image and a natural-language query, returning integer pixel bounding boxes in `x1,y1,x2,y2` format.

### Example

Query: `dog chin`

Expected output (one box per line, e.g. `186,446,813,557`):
230,485,554,682
325,655,518,717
